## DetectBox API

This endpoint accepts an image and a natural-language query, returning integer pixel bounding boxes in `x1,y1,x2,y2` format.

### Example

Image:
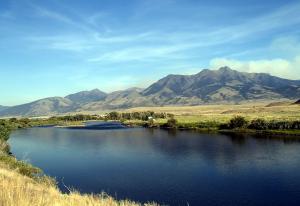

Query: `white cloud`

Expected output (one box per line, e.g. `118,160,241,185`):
210,56,300,80
210,35,300,80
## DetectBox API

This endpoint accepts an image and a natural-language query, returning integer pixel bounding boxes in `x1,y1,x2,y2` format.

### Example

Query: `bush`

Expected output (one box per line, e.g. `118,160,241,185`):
248,119,268,130
228,116,248,129
292,121,300,129
167,118,178,128
0,122,11,141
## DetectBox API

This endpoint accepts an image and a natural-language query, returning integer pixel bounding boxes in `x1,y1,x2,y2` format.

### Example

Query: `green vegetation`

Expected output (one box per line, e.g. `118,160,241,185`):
220,116,249,129
106,111,171,121
165,117,178,129
49,114,100,122
122,115,300,135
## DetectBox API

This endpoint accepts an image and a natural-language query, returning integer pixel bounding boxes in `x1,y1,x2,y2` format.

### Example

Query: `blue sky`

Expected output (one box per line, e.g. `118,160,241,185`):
0,0,300,105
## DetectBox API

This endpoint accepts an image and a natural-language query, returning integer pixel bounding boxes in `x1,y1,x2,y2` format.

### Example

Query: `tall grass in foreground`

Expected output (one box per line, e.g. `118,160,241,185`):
0,166,158,206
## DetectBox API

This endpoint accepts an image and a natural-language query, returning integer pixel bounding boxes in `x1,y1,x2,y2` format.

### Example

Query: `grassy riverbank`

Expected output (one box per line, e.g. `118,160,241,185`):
121,103,300,135
0,120,158,206
123,117,300,135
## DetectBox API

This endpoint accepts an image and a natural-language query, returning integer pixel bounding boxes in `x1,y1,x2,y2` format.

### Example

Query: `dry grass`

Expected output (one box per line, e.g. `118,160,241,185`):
0,162,158,206
124,102,300,123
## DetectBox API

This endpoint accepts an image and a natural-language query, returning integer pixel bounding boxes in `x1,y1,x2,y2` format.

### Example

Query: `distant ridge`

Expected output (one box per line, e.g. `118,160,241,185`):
0,105,9,112
1,66,300,117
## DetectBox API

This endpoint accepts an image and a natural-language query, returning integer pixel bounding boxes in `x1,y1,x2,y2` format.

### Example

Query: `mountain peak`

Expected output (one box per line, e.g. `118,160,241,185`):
90,88,101,92
218,66,234,72
65,89,107,104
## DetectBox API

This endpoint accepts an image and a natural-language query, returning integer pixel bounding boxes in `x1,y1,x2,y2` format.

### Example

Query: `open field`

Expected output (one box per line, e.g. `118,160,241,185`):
124,102,300,123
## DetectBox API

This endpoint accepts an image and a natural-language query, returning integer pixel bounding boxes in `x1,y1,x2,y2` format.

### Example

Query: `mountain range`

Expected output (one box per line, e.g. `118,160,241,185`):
1,67,300,117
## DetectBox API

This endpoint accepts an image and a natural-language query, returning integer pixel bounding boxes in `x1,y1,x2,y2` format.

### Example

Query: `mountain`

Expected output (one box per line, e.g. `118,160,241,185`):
0,97,75,117
65,89,107,105
143,67,300,103
0,105,9,112
1,67,300,117
80,87,153,111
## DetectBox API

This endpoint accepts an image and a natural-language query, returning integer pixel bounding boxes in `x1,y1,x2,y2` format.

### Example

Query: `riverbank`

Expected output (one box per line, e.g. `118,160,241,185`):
123,116,300,136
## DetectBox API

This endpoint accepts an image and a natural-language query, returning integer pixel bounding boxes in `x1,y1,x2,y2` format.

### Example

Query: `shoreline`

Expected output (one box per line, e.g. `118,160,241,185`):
123,121,300,137
37,119,300,137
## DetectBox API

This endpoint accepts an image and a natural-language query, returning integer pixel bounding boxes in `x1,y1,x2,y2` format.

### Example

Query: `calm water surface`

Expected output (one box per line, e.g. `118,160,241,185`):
8,125,300,206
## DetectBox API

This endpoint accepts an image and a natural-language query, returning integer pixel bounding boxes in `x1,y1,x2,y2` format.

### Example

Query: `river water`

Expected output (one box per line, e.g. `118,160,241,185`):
9,124,300,206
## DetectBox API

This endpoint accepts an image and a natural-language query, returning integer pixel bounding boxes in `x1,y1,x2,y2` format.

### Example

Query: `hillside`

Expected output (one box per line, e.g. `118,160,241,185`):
1,67,300,117
0,106,9,112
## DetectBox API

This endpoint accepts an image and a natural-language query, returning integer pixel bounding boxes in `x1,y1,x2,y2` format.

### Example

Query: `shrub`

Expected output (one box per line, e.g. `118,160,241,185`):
248,119,268,130
107,112,120,120
292,121,300,129
219,123,230,130
167,118,178,128
228,116,248,129
0,122,11,141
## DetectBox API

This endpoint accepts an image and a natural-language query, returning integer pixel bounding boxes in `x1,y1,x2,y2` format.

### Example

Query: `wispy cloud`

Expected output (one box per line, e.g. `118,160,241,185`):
33,5,74,24
26,35,93,52
20,1,300,65
88,46,181,62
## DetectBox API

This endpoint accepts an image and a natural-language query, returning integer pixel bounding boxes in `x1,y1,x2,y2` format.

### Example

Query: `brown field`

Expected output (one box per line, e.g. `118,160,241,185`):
124,102,300,123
